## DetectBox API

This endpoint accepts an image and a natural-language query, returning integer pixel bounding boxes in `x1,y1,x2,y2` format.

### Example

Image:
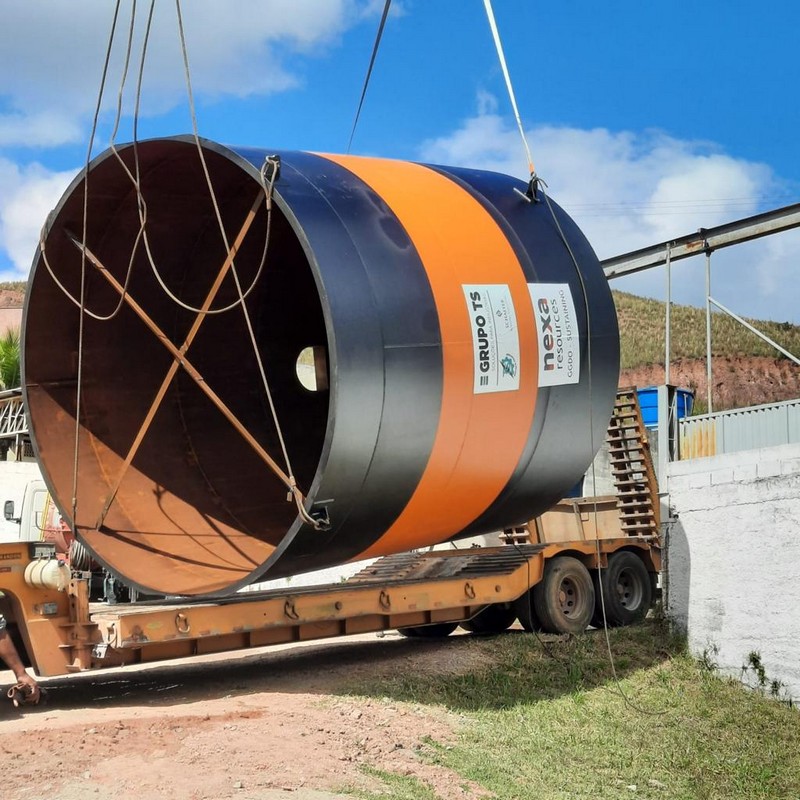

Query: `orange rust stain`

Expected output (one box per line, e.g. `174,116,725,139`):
320,154,538,556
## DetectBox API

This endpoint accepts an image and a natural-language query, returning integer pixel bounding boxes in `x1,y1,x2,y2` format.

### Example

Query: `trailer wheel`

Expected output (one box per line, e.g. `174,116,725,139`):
461,604,516,635
532,556,595,634
591,551,653,628
397,622,458,638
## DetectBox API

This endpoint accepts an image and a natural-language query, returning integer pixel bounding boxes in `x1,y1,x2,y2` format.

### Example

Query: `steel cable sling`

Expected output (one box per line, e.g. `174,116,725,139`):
47,0,324,534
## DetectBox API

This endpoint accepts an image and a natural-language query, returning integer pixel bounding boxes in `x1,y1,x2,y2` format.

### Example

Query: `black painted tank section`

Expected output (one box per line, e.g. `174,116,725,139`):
428,164,619,538
231,147,446,574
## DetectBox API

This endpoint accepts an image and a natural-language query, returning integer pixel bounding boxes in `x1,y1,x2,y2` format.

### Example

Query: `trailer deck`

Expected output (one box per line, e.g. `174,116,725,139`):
1,533,659,677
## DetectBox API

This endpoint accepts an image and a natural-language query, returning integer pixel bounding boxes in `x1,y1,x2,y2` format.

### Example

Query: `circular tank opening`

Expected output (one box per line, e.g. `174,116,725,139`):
24,139,330,594
295,346,329,392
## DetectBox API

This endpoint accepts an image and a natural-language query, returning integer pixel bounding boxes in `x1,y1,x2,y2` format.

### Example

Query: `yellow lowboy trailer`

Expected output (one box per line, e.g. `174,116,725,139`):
0,532,659,678
0,389,660,681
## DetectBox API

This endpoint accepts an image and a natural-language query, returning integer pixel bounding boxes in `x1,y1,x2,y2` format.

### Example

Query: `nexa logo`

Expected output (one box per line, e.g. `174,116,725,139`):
537,297,555,372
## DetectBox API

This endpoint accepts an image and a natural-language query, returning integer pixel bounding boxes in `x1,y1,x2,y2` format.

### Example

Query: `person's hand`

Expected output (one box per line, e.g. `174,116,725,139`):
13,673,40,704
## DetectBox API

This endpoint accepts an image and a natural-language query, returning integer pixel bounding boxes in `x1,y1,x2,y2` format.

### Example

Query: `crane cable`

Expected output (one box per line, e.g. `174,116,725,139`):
173,0,322,529
67,0,124,530
37,0,141,323
41,0,271,320
482,0,536,179
484,1,664,716
346,0,392,153
111,0,270,318
51,0,321,531
543,191,665,718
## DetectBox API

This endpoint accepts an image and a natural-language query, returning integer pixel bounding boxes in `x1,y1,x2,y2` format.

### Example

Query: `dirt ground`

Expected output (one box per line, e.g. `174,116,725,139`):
0,631,496,800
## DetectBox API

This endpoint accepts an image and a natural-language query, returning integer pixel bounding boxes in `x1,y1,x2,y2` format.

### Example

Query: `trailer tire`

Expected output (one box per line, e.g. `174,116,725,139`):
461,604,516,634
397,622,458,638
532,556,594,634
514,591,544,632
591,551,653,628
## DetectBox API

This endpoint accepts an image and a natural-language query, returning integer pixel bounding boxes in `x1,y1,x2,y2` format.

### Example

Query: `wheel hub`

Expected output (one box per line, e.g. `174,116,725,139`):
558,578,578,616
615,567,643,609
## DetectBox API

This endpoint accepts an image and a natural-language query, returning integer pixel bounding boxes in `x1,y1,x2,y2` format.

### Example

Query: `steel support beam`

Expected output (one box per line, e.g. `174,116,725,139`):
602,202,800,279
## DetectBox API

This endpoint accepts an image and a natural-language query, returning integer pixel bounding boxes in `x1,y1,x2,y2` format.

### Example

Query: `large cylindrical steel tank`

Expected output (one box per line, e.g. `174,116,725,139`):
23,137,619,596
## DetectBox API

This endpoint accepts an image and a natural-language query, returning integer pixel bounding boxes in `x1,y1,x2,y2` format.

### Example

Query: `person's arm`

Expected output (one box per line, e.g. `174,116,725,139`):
0,618,40,703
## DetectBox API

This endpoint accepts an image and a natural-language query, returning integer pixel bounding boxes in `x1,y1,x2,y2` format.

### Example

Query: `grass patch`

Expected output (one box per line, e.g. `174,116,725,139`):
349,767,439,800
614,290,800,370
340,622,800,800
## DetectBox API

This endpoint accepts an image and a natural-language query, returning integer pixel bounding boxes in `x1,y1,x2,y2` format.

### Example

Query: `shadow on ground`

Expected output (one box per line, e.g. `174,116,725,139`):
331,619,684,712
1,618,682,718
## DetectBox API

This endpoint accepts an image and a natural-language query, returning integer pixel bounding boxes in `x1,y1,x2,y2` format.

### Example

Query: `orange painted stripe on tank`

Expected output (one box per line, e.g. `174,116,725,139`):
321,154,538,557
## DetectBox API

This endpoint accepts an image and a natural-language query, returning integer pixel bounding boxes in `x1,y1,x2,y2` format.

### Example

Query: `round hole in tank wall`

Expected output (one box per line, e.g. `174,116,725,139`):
296,346,329,392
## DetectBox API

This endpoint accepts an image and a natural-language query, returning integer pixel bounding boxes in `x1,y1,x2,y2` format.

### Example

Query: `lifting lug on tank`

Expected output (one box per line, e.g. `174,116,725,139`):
308,504,332,531
263,154,281,182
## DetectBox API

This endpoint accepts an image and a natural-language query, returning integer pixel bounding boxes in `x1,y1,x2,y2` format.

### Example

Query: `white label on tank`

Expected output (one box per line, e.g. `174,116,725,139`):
528,283,580,387
462,284,520,394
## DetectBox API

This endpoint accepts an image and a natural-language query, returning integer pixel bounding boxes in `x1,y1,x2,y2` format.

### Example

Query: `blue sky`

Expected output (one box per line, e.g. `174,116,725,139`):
1,0,799,323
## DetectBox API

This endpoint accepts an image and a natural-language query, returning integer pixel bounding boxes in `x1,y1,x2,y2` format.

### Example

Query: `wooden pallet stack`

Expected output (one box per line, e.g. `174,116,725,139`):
608,388,660,536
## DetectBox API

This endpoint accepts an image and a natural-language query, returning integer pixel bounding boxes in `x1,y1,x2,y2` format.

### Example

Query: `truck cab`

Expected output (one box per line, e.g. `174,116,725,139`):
0,462,61,546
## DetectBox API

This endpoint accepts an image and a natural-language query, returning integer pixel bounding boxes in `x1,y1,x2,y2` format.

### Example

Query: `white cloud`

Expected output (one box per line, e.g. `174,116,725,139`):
0,159,77,277
0,0,374,147
419,108,800,324
476,89,499,117
0,112,84,148
358,0,408,19
0,0,393,282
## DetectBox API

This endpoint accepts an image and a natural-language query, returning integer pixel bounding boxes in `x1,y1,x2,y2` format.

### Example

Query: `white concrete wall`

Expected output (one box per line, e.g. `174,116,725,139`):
666,442,800,700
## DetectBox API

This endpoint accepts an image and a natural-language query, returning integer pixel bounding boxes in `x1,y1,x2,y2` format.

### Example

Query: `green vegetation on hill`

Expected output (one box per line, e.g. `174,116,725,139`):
3,281,797,377
0,280,27,295
614,290,800,371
